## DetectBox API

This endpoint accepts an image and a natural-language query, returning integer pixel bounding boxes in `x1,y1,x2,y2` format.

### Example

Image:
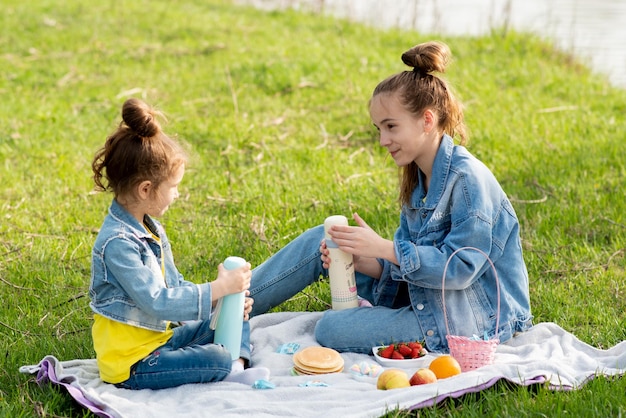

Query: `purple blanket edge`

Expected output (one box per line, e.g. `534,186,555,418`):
36,356,113,418
408,374,556,410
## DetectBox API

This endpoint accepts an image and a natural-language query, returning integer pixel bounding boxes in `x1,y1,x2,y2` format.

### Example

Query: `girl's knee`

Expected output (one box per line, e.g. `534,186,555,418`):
301,224,324,244
314,315,325,344
314,312,334,346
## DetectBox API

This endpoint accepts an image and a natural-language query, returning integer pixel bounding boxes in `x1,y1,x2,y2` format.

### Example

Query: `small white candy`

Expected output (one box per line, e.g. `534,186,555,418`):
369,364,382,377
358,361,371,375
349,363,362,375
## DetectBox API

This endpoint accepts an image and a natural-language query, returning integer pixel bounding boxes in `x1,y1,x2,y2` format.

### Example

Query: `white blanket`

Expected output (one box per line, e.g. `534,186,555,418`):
20,312,626,418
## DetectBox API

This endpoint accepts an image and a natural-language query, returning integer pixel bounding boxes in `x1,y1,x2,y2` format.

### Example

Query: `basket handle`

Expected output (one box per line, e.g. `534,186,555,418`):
441,246,500,341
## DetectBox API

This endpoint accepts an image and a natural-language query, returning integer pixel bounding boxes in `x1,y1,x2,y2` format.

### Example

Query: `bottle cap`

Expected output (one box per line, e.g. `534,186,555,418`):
324,215,348,240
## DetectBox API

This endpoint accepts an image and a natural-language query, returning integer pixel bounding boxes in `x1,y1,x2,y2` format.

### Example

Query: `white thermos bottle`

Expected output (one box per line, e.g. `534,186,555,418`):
324,215,359,310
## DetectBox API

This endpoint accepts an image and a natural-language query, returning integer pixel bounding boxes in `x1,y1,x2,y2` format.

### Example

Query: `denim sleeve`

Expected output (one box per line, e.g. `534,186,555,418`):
393,214,496,290
104,237,213,321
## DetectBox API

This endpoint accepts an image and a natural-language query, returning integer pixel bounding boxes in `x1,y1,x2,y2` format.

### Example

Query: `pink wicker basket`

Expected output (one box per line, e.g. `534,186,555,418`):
441,246,500,371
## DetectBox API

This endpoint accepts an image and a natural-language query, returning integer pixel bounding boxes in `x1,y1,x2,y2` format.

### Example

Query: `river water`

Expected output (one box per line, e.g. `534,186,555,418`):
238,0,626,89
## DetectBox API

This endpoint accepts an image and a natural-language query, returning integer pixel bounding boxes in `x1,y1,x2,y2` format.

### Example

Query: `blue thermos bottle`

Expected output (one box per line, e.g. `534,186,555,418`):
212,256,246,360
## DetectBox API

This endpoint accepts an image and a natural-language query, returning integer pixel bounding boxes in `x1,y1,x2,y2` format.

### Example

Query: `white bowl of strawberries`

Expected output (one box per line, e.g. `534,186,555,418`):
372,341,431,368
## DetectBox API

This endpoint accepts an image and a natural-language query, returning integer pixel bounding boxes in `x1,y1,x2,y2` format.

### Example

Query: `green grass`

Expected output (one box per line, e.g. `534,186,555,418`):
1,0,625,416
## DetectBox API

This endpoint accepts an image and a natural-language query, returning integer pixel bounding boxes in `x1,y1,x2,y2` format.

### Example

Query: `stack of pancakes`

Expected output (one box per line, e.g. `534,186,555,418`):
292,346,344,375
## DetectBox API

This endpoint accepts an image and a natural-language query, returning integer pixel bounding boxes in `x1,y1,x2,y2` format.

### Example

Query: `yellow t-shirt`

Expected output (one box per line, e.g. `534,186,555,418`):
92,314,174,384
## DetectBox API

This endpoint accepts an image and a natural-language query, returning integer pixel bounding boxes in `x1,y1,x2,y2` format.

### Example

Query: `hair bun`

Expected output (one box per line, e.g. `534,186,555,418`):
401,41,450,75
122,98,162,138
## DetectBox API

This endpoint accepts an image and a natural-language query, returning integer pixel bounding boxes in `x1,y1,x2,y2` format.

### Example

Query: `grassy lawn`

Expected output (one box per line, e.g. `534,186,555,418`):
1,0,625,416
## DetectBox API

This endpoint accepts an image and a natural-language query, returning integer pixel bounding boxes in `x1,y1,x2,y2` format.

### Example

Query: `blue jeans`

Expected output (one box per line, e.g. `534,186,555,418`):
115,320,251,390
249,225,424,353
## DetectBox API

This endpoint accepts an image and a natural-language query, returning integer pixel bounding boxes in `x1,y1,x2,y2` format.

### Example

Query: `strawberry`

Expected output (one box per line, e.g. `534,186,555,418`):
391,350,405,360
408,341,422,350
378,344,395,359
410,348,421,359
397,344,413,357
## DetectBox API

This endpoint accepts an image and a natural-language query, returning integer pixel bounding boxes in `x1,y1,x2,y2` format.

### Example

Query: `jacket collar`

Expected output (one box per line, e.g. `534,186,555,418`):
410,134,454,209
108,199,153,238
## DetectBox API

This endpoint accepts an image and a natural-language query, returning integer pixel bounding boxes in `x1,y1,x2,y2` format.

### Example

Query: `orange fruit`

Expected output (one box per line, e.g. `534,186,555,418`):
428,355,462,379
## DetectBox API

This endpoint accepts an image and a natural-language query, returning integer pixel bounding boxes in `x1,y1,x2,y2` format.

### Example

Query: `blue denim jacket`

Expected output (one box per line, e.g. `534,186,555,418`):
89,199,213,332
374,135,532,351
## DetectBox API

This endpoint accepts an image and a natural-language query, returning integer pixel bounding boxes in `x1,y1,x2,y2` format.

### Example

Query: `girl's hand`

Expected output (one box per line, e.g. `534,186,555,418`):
212,262,252,301
325,213,396,277
327,213,385,259
319,239,331,269
243,292,253,321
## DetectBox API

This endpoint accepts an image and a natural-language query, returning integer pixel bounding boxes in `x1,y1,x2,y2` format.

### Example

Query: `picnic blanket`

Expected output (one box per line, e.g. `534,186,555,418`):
20,312,626,418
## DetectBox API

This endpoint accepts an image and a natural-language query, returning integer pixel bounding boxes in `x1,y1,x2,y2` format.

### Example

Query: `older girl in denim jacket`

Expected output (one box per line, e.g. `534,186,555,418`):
248,41,532,353
89,98,268,389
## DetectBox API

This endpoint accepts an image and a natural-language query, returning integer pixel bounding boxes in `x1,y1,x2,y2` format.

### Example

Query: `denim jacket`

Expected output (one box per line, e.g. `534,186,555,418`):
373,135,532,352
89,199,213,332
